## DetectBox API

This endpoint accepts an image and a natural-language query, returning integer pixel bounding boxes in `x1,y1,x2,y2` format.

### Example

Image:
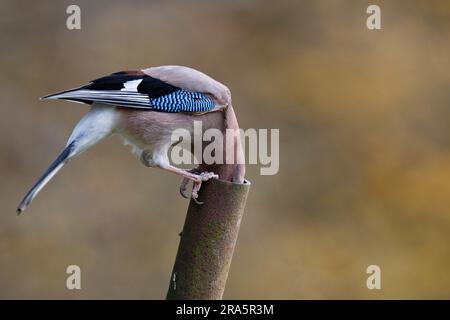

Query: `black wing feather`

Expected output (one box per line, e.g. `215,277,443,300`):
41,71,216,113
80,72,180,98
84,74,143,91
137,76,178,98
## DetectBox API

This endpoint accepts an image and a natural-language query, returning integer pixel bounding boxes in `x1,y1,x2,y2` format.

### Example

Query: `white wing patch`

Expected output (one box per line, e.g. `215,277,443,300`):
121,79,143,92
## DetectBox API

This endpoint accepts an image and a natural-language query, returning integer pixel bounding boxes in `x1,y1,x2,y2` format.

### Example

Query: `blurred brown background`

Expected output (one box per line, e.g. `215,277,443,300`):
1,0,450,299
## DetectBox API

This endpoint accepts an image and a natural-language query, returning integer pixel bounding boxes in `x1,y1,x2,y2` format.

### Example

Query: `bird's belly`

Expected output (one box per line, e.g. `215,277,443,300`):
117,131,154,159
116,108,196,157
117,124,176,166
118,130,175,168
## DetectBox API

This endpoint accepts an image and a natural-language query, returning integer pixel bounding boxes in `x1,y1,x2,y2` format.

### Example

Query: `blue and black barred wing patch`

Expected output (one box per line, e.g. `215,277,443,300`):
41,71,216,113
150,90,215,113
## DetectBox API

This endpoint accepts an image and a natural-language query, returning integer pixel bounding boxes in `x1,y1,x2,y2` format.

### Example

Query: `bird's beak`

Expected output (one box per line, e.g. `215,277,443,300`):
17,142,75,215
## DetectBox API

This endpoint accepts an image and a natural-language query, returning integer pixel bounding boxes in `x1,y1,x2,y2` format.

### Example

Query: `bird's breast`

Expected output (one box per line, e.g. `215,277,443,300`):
115,107,226,160
115,107,195,155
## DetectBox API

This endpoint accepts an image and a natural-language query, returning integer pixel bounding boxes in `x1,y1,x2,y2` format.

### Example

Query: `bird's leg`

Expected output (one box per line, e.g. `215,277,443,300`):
179,177,190,199
179,167,200,199
182,171,219,204
141,150,217,203
191,180,203,204
178,167,216,199
158,165,218,203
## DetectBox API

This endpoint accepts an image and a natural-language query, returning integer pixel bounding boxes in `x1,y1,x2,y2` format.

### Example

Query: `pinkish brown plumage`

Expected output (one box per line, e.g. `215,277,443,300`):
143,65,231,107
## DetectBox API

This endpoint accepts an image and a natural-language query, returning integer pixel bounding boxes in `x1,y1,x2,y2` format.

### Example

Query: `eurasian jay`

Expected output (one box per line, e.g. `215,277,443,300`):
17,65,245,214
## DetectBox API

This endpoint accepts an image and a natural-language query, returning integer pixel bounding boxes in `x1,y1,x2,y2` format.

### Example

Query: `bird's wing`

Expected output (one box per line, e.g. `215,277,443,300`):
143,66,231,107
42,70,217,113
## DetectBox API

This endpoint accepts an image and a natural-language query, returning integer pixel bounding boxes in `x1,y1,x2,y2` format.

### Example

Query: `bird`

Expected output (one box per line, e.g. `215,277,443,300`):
17,65,245,214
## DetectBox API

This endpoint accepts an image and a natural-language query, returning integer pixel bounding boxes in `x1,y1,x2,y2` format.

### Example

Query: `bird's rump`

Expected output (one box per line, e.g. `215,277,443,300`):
42,71,217,113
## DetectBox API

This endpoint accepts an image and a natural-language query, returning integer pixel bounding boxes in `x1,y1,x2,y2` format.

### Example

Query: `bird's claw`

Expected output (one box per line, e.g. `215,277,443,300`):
191,190,204,205
178,171,218,204
179,187,190,199
198,172,219,181
179,177,190,199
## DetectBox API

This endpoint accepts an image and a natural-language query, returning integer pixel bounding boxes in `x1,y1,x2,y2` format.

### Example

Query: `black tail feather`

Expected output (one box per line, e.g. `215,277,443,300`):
17,142,75,214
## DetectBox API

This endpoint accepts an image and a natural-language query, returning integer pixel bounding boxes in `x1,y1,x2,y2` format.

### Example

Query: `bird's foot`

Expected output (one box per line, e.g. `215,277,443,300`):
179,177,190,199
179,168,199,199
179,171,218,204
